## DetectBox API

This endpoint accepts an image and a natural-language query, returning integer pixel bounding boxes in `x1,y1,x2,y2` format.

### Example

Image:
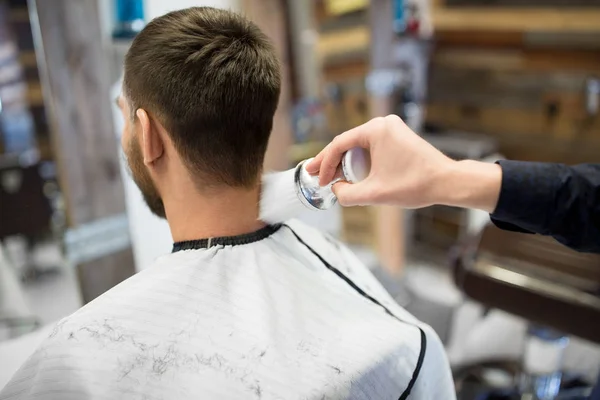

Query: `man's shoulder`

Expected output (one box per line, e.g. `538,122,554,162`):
283,219,345,251
283,219,355,267
283,219,394,302
37,266,166,348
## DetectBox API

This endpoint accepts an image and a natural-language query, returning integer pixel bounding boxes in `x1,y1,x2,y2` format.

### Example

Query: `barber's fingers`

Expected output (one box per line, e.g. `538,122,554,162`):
332,180,374,207
306,120,376,185
304,150,325,174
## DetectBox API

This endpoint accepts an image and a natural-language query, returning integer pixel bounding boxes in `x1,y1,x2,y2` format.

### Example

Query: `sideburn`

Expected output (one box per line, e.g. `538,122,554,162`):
128,136,167,219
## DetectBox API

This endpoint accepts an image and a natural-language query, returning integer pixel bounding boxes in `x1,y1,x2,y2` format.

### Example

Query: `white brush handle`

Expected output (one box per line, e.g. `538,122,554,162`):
341,147,371,184
327,147,371,187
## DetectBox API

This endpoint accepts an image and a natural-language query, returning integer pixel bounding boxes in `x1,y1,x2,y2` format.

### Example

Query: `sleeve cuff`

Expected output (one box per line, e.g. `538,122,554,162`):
490,217,532,234
489,160,560,235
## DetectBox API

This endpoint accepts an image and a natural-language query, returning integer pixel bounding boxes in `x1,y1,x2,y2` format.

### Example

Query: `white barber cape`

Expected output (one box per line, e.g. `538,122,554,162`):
1,220,455,400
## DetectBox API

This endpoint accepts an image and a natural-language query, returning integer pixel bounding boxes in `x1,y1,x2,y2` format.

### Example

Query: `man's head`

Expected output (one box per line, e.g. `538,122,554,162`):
118,7,281,218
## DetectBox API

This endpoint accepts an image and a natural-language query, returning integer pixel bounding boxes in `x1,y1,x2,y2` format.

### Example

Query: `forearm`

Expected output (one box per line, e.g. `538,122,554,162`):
432,159,600,253
433,159,502,213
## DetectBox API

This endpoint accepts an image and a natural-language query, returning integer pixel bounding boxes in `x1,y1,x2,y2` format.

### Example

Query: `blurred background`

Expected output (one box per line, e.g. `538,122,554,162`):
0,0,599,399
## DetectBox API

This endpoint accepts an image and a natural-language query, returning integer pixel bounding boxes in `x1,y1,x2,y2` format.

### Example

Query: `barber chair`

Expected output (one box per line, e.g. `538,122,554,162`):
452,225,600,400
0,151,53,337
0,150,59,280
0,151,53,238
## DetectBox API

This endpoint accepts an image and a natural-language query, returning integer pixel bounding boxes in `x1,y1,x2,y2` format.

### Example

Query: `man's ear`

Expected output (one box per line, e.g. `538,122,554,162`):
136,108,164,165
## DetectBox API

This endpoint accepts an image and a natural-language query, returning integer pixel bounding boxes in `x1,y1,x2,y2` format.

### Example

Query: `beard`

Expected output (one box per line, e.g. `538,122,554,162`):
125,136,167,219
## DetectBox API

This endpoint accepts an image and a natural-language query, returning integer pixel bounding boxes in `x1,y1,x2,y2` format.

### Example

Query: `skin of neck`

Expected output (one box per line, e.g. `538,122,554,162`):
159,159,265,243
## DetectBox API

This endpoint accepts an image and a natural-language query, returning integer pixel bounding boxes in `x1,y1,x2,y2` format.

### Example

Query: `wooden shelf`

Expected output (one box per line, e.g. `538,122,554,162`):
317,25,369,64
323,0,367,16
432,0,600,33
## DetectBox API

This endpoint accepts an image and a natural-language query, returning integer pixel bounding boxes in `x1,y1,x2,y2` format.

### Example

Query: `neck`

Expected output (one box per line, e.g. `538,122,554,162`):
163,184,265,243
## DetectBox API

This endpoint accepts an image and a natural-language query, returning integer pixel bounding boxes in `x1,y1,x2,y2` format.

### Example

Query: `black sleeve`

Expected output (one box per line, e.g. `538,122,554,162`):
490,160,600,253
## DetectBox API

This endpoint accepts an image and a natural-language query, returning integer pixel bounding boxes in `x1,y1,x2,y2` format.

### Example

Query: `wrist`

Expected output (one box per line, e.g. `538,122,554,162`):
434,159,502,213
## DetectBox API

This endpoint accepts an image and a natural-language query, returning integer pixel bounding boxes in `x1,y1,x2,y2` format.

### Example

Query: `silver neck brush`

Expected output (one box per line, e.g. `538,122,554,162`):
259,147,371,224
294,147,370,211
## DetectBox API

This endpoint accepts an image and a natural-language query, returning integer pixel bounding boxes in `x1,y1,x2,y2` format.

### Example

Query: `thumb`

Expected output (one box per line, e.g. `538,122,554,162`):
332,181,369,207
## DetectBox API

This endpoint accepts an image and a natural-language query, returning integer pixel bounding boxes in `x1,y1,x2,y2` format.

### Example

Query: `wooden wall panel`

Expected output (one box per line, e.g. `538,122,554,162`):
432,48,600,74
241,0,294,170
369,0,405,275
445,0,600,5
427,103,600,139
32,0,135,302
432,0,600,33
369,0,395,70
426,45,600,164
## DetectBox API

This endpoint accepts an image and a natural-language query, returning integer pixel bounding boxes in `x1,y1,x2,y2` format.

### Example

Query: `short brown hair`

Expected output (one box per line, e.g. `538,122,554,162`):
123,7,281,188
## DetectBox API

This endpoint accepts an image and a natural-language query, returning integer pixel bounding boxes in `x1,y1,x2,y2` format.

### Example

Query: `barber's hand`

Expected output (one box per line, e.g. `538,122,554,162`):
305,115,455,208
